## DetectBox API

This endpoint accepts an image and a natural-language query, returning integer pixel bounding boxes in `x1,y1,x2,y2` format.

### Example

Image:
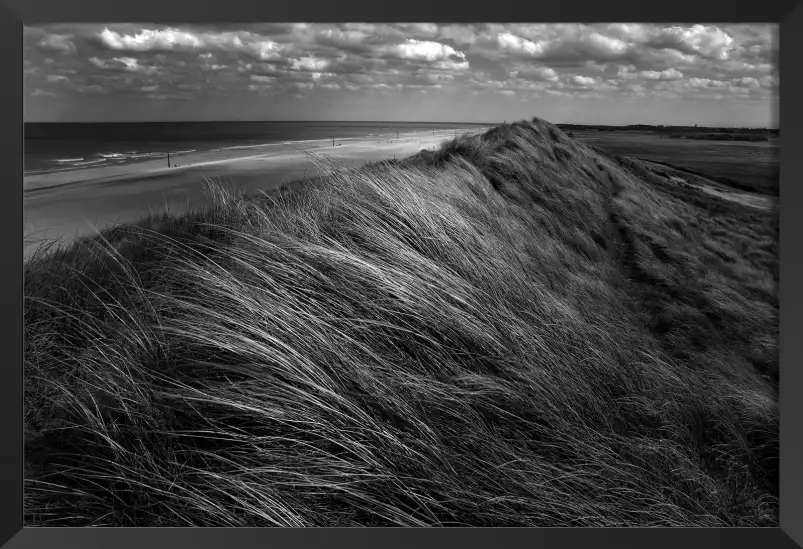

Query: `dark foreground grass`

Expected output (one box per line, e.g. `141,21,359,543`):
24,118,778,526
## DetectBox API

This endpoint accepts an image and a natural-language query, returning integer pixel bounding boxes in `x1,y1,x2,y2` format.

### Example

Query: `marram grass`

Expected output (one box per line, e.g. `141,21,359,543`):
24,118,778,526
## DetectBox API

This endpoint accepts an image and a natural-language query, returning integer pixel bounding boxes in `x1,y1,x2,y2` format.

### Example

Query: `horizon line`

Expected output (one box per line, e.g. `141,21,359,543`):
23,120,779,129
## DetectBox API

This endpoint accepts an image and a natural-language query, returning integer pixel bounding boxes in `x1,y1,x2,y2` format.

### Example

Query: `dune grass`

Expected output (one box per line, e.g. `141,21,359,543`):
24,118,778,526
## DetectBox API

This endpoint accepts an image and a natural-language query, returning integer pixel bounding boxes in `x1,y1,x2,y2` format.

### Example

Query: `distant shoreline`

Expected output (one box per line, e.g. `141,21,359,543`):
24,128,485,257
24,121,495,174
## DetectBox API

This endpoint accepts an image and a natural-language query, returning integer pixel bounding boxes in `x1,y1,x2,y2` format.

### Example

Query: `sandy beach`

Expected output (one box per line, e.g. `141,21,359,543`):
24,129,480,257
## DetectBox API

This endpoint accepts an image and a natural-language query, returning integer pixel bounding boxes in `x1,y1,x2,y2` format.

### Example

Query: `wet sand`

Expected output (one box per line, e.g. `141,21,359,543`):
25,129,479,257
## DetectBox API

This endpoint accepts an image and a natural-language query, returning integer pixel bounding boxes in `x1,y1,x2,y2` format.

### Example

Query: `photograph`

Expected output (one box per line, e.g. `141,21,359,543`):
23,22,779,527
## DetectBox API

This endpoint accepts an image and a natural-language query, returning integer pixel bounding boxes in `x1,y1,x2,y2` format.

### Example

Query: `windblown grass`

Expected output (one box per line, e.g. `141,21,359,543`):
24,118,778,526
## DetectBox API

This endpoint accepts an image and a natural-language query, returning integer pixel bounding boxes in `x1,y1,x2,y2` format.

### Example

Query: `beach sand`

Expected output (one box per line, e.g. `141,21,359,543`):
24,129,479,257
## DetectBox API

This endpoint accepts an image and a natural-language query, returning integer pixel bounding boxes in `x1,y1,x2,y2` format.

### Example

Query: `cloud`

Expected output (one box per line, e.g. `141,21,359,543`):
89,56,159,74
74,84,109,94
584,32,629,56
484,26,630,65
513,65,558,81
646,25,735,60
731,76,761,89
289,57,330,71
396,23,440,39
315,28,372,50
95,26,290,63
30,88,56,97
438,25,478,46
176,83,202,91
759,74,778,89
384,39,469,70
97,27,209,51
36,33,76,55
495,32,544,56
393,40,459,60
24,23,777,108
639,68,684,80
623,83,648,97
46,74,69,83
248,40,284,61
687,77,731,90
617,64,639,79
571,75,599,87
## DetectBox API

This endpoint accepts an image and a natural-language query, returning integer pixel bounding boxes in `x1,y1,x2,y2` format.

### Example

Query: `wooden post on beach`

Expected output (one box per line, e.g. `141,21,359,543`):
332,136,335,146
167,149,171,168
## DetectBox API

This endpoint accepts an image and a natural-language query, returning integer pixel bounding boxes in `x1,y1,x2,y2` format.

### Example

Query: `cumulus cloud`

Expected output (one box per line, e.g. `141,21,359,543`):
89,56,159,75
687,77,731,90
37,33,76,55
23,23,777,107
94,26,292,64
496,32,545,56
731,76,760,89
289,57,331,71
639,68,684,80
646,25,735,60
385,39,469,70
97,27,212,52
571,75,599,87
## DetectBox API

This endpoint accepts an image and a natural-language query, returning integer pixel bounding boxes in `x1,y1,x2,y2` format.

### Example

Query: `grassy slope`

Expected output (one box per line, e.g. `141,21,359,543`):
565,132,778,196
24,118,778,526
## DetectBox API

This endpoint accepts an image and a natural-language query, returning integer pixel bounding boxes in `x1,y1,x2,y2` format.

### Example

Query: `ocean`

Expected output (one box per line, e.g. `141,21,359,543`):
24,121,494,174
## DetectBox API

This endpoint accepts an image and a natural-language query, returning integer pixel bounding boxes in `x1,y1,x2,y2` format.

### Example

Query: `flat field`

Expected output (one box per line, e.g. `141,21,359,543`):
571,130,779,195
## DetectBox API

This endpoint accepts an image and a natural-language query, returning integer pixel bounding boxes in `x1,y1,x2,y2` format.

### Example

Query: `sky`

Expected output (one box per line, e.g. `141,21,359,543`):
23,23,778,127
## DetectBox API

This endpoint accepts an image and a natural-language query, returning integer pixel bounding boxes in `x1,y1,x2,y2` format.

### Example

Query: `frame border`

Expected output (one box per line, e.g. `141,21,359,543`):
3,528,803,549
6,1,799,547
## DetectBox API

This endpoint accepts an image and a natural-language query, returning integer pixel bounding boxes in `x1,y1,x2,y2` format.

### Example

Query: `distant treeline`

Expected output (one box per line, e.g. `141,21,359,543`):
557,123,779,136
667,133,770,141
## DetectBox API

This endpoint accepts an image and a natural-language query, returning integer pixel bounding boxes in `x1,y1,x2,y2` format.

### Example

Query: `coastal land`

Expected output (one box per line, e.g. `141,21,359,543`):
25,128,481,255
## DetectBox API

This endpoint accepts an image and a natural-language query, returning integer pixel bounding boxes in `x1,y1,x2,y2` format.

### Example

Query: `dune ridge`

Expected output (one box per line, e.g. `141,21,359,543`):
24,117,778,527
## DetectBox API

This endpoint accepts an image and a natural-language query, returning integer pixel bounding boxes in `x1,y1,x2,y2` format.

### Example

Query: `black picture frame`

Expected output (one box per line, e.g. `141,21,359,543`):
5,2,799,547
